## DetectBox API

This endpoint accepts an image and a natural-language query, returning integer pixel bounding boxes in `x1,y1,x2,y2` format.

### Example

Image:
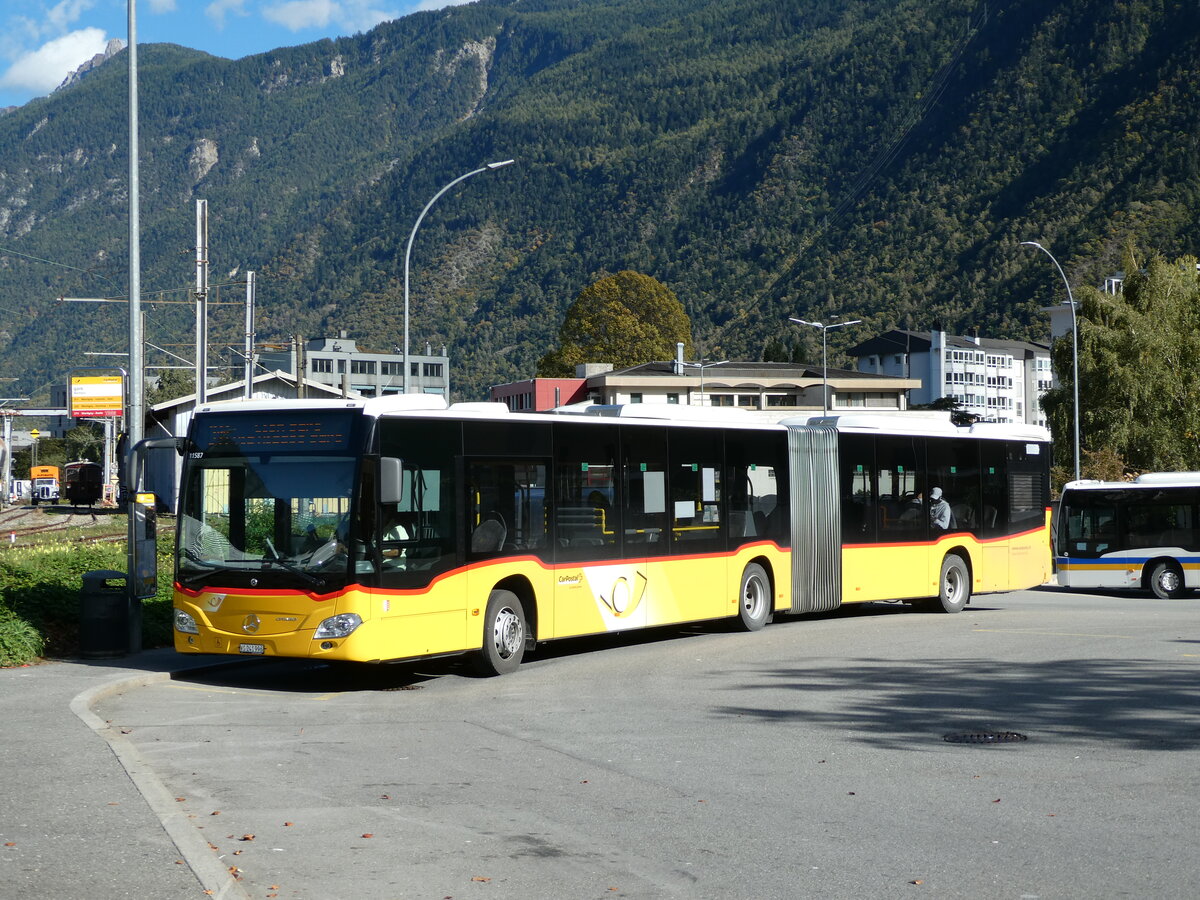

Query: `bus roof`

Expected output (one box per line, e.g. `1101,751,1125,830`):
193,395,449,418
191,398,1052,442
1064,472,1200,492
801,413,1051,442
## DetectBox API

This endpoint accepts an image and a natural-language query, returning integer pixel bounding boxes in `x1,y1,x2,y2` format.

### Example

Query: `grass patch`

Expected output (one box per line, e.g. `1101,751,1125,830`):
0,516,176,665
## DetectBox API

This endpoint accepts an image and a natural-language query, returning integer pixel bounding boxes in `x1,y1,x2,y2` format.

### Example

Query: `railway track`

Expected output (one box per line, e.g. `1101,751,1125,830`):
0,505,172,546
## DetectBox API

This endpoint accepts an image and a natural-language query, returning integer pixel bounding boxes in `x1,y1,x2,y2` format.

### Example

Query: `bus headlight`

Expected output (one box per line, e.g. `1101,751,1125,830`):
174,609,200,634
314,613,362,639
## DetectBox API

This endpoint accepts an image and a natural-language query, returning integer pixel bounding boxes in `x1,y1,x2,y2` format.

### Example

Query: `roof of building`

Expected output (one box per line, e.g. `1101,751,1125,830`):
596,360,897,381
148,370,347,414
849,329,1049,358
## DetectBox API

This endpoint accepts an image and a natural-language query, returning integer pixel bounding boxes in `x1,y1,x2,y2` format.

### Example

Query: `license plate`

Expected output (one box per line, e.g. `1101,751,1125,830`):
238,643,265,655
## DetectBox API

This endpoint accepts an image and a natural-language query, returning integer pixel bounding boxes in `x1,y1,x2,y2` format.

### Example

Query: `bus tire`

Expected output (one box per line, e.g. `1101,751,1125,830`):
934,553,970,613
473,590,526,676
736,563,771,631
1150,562,1185,600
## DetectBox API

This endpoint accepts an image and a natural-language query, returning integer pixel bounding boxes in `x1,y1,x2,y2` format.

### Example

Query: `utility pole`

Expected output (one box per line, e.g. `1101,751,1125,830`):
243,271,255,398
195,198,209,405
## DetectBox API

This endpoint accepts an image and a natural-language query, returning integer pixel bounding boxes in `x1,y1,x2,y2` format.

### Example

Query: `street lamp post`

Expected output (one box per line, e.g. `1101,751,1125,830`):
788,316,861,414
402,160,514,393
1021,241,1080,483
681,360,726,406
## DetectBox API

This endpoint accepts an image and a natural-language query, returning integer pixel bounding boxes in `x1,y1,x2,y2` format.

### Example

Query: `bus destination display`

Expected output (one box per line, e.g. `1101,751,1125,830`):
193,413,357,454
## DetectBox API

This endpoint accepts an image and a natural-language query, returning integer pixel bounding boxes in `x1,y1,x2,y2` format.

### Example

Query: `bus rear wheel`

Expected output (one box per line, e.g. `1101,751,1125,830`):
1150,562,1185,600
473,590,526,676
736,563,771,631
932,553,970,613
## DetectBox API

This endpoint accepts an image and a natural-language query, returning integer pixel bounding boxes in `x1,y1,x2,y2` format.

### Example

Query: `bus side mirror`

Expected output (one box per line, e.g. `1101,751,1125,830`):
380,457,404,505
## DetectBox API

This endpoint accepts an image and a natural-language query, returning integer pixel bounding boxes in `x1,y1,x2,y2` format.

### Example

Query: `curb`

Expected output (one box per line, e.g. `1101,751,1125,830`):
71,665,252,900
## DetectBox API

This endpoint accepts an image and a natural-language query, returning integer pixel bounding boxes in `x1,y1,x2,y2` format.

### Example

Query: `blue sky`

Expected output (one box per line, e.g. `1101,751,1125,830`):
0,0,467,109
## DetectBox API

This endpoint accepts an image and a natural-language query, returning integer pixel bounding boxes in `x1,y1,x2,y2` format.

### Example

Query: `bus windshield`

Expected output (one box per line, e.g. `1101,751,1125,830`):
178,410,365,588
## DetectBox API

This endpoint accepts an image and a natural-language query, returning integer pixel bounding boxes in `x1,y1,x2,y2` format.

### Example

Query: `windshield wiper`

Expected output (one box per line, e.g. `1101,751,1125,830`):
179,549,232,588
262,542,327,589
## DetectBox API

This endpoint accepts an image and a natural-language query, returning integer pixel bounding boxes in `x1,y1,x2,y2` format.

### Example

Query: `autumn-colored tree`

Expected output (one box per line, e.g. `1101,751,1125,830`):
538,271,694,376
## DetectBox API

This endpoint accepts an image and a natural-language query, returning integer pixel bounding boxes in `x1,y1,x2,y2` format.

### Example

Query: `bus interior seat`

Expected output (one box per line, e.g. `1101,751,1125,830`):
952,503,975,529
982,505,998,528
729,510,755,537
471,516,507,553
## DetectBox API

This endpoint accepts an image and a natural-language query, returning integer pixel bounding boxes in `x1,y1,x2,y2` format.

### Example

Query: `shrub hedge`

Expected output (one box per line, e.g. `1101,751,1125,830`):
0,541,175,666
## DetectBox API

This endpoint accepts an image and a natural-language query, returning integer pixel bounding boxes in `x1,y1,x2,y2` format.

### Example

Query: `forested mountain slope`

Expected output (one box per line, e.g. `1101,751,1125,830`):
0,0,1197,401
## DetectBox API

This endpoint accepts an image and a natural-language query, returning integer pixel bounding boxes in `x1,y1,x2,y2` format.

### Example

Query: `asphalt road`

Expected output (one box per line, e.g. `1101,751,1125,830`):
94,587,1200,899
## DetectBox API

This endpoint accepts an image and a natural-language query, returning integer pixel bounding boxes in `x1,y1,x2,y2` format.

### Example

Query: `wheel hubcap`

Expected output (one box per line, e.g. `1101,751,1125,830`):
493,606,522,659
946,569,962,603
743,577,765,618
1160,570,1181,592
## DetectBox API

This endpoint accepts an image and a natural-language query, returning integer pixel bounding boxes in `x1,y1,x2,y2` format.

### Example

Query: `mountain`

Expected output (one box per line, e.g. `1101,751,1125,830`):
1,0,1198,403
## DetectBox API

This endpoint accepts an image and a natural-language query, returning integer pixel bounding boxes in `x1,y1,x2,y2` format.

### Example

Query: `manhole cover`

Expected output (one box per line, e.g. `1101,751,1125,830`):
943,731,1027,744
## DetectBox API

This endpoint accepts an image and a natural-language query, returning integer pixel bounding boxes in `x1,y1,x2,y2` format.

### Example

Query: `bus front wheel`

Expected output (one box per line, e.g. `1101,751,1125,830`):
473,590,527,676
736,563,772,631
1150,562,1185,600
933,554,970,613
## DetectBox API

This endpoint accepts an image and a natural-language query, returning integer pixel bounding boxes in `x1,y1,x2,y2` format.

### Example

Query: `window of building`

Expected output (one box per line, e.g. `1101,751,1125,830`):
630,393,643,404
311,358,333,374
737,395,759,408
381,361,403,376
666,393,679,404
337,359,346,374
711,395,734,407
410,362,419,376
351,360,376,375
423,363,443,378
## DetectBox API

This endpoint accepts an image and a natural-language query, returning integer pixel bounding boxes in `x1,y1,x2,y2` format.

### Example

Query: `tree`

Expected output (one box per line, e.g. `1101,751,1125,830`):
1041,250,1200,474
538,271,694,376
146,369,196,407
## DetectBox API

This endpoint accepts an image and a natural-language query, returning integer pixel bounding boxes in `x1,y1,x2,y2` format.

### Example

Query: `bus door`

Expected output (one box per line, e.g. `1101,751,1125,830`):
979,441,1010,588
552,423,647,636
465,457,553,622
665,427,726,621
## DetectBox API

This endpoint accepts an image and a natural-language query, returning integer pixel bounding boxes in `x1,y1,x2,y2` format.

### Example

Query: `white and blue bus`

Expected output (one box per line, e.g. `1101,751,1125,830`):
1056,472,1200,598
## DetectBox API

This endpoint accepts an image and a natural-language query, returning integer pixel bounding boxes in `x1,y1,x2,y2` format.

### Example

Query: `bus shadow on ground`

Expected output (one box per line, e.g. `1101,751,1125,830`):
162,602,970,693
712,654,1200,752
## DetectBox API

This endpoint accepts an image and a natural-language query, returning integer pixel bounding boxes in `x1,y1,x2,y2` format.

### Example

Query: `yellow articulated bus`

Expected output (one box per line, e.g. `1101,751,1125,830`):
167,397,1051,675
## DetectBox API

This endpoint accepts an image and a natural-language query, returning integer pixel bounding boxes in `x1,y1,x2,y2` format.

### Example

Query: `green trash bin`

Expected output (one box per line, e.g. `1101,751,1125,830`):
80,570,128,659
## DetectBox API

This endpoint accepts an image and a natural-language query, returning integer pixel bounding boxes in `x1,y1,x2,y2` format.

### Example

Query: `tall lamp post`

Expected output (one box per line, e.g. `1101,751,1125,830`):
402,159,515,393
1021,241,1080,483
681,360,726,406
788,316,861,414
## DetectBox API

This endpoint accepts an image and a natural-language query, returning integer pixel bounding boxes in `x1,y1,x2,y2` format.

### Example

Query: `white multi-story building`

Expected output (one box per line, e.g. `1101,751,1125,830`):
258,334,450,398
849,329,1052,427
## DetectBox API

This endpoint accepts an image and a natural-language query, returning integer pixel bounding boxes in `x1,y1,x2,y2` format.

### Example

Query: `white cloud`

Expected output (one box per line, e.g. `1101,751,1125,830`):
46,0,95,34
412,0,472,10
0,27,107,94
339,2,400,33
263,0,337,31
262,1,399,34
205,0,249,30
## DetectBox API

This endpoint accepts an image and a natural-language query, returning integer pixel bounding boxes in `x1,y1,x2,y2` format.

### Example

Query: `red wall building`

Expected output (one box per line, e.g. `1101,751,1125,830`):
489,378,588,411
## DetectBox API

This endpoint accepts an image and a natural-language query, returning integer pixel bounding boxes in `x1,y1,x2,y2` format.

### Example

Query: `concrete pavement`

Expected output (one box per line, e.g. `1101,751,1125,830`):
0,649,246,900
